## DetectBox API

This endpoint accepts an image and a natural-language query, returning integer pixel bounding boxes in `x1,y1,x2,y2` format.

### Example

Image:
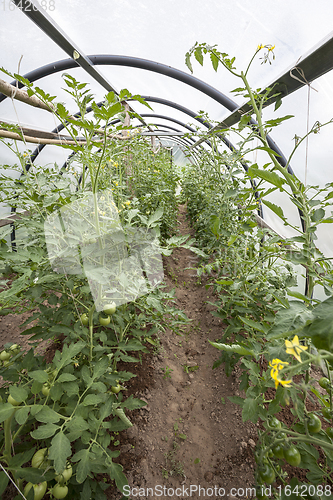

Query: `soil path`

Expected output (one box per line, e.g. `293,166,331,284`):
120,205,257,499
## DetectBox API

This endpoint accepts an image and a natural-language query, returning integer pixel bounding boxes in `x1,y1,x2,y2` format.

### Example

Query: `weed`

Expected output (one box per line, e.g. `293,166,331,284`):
161,366,173,379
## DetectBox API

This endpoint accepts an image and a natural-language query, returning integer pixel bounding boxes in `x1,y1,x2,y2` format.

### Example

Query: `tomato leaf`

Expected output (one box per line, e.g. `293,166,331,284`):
185,52,193,73
147,207,164,227
242,397,260,423
57,373,77,383
239,316,268,333
73,449,91,483
92,357,109,380
109,460,128,492
14,467,55,483
34,407,61,424
311,207,325,222
28,370,49,383
262,199,285,220
9,386,28,403
7,448,36,469
31,423,59,439
0,403,15,422
0,472,9,496
15,406,30,425
49,431,72,474
122,395,146,410
83,394,105,406
209,341,255,357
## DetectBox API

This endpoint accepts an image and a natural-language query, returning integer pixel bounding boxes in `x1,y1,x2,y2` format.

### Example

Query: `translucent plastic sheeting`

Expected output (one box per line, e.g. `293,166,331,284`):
44,189,164,310
44,0,333,105
2,0,333,132
262,72,333,188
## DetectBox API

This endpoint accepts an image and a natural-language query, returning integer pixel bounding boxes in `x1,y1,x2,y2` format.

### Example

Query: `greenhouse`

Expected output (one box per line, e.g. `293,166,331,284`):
1,0,333,498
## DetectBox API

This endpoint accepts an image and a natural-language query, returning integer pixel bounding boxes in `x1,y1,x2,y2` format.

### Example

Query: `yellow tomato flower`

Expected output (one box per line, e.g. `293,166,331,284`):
268,45,275,52
257,44,265,50
269,358,292,389
285,335,308,363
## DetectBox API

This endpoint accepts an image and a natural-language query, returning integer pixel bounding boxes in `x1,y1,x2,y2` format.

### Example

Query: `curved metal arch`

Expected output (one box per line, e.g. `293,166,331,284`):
134,95,212,130
0,55,236,111
149,127,201,165
59,120,200,173
0,54,292,174
27,103,209,168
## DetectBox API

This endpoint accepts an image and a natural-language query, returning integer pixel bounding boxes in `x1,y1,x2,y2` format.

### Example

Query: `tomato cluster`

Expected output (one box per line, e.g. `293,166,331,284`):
25,450,72,499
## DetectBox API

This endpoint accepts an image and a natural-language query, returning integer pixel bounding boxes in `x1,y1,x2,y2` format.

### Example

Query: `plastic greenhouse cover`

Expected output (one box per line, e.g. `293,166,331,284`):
1,0,333,273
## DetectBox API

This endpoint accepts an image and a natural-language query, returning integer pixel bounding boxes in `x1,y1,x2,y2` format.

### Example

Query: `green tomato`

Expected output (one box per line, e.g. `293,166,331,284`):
8,394,21,406
284,445,301,467
272,443,285,459
326,427,333,440
99,315,111,326
259,464,275,484
80,313,89,326
110,384,121,394
31,448,48,469
42,384,50,397
319,377,331,391
52,484,68,499
55,465,72,483
0,351,11,361
9,344,20,354
307,413,322,434
269,417,281,430
322,406,332,420
24,481,47,500
103,302,117,315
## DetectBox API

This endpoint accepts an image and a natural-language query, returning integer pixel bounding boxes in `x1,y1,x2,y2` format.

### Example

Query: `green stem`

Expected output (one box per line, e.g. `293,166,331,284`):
89,304,96,362
3,410,15,463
